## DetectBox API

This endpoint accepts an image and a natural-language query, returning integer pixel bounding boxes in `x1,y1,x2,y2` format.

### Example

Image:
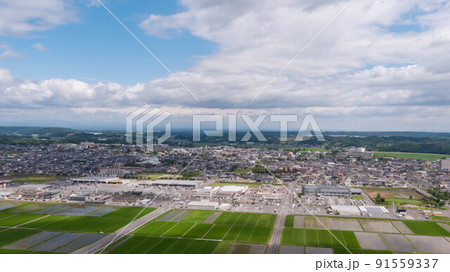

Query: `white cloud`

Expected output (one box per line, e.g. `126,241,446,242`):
0,63,449,131
32,42,47,51
0,67,13,82
0,42,22,59
1,0,450,131
0,0,77,36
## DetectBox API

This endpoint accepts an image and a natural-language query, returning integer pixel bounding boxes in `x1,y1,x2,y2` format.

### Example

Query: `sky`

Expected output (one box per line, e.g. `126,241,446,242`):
0,0,449,131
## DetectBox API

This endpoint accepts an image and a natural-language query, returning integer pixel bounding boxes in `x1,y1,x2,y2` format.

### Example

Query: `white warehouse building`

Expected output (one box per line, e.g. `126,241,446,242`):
187,201,219,210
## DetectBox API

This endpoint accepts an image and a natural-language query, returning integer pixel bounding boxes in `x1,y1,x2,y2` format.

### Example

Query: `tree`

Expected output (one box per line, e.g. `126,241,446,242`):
375,193,382,204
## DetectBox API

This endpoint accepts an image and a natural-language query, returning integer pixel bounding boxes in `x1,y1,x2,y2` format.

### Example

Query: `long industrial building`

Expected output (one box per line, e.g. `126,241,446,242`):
302,184,352,197
72,177,122,184
139,179,203,188
330,205,390,217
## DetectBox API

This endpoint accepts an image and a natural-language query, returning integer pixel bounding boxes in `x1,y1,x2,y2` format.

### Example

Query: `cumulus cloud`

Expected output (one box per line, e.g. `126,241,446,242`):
32,43,47,51
0,42,22,59
1,0,450,131
0,0,77,36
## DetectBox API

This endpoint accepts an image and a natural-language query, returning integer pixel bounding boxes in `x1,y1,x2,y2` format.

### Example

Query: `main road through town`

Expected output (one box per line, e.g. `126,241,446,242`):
267,182,294,254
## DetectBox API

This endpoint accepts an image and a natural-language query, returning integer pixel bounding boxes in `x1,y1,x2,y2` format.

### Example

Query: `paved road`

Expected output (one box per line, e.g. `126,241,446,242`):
72,207,169,254
361,191,375,205
267,182,294,254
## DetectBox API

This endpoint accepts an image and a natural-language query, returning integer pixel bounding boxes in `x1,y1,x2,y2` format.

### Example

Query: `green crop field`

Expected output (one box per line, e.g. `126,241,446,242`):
110,236,219,254
9,174,64,183
373,152,446,160
0,213,46,227
281,228,360,249
0,202,53,213
133,221,178,236
162,222,195,237
284,215,294,228
181,210,215,223
134,210,275,244
0,203,157,254
21,215,67,229
403,221,450,236
0,213,16,221
223,225,272,243
0,229,40,247
19,207,155,233
281,215,450,254
143,173,166,180
203,224,232,240
183,223,213,238
214,212,276,227
22,207,154,233
383,198,423,206
333,248,393,254
128,210,276,253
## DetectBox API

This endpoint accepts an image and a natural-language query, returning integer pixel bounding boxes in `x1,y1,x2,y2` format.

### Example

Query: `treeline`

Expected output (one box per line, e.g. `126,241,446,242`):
1,127,450,155
324,136,450,155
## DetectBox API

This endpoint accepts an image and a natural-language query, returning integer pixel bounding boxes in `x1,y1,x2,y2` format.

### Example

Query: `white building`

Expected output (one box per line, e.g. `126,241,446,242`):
359,206,390,217
191,186,220,198
188,201,219,210
220,185,248,194
330,205,361,216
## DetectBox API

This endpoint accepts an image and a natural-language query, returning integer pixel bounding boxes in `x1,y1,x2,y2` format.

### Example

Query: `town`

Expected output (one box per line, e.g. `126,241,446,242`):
1,143,449,218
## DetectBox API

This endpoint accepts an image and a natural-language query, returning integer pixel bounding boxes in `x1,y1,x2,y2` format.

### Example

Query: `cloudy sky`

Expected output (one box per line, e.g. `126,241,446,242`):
0,0,449,131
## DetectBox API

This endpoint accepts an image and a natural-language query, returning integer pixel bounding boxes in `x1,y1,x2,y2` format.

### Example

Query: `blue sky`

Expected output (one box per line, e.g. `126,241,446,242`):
1,0,216,85
0,0,449,132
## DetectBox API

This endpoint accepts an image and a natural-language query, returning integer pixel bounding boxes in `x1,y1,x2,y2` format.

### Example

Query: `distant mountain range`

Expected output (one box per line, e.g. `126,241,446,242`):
0,126,450,138
1,126,449,155
0,126,449,138
0,126,77,136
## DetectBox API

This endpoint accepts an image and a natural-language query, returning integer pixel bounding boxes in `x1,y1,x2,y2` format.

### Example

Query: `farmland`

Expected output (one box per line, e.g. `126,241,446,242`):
281,215,450,254
0,202,154,254
1,201,449,254
363,188,424,207
110,236,219,254
403,221,450,236
281,228,360,250
21,206,155,233
8,174,64,183
111,210,276,254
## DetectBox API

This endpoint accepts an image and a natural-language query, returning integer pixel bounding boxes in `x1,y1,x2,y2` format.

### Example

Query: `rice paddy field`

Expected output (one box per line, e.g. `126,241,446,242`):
281,215,450,254
1,201,449,254
110,210,276,254
0,201,154,254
